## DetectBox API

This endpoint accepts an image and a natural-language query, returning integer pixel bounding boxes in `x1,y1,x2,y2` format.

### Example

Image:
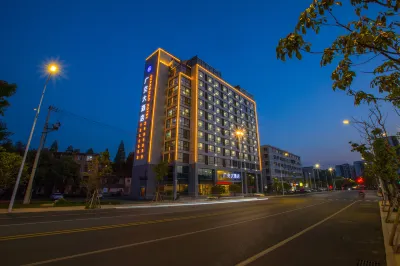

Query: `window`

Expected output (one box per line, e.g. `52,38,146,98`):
216,158,223,166
216,126,221,133
207,134,214,142
223,94,227,100
167,107,177,117
181,96,191,106
199,71,204,79
198,168,213,180
165,129,175,140
208,123,213,131
231,150,236,157
178,153,189,163
216,117,221,124
208,104,213,111
216,147,222,154
207,77,212,83
223,103,228,109
207,145,214,153
207,85,213,93
207,113,213,121
198,154,205,163
215,99,220,105
225,139,230,145
168,86,178,97
198,121,203,129
198,131,204,139
180,117,190,128
222,86,227,92
223,111,228,118
199,110,204,118
181,107,190,117
182,87,191,96
216,137,221,144
198,142,204,151
167,96,177,107
164,140,175,151
207,156,215,165
224,149,230,156
179,128,190,139
199,80,204,87
178,141,190,151
216,108,220,114
199,90,204,97
208,95,213,102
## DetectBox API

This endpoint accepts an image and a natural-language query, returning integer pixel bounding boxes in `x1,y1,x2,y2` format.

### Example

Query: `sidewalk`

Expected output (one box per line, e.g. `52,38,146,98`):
379,201,400,266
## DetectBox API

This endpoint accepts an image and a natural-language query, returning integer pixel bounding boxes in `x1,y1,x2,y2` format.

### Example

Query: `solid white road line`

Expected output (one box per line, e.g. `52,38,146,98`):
22,201,329,266
235,200,358,266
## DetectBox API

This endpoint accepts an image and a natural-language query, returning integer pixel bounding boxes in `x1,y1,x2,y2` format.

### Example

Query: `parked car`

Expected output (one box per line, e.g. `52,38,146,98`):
50,193,64,201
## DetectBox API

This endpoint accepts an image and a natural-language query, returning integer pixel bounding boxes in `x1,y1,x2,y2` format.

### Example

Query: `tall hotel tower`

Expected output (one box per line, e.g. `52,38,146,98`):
132,48,262,199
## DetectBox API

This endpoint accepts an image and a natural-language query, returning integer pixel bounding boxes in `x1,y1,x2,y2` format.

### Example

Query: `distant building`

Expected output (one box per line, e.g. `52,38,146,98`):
53,151,98,176
335,163,352,179
353,161,365,177
261,145,302,189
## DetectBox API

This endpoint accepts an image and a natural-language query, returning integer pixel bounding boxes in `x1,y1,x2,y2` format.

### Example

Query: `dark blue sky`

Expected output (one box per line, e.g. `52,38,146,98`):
1,0,398,167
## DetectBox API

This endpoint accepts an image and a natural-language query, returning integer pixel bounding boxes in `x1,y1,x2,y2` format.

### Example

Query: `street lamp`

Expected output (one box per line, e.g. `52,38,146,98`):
343,119,350,125
315,164,321,190
235,129,245,196
328,167,335,190
8,61,60,213
278,152,289,195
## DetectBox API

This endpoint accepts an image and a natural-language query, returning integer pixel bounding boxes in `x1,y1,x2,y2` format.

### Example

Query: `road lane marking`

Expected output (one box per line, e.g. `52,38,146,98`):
235,200,359,266
0,204,276,240
0,208,216,227
0,201,277,227
21,201,330,266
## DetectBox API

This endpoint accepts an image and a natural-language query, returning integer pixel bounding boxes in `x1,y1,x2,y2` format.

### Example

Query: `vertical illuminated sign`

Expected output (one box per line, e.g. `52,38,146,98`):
135,64,155,162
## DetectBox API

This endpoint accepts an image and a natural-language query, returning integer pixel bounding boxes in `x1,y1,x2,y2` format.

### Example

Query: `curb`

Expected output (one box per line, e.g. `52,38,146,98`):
379,201,397,266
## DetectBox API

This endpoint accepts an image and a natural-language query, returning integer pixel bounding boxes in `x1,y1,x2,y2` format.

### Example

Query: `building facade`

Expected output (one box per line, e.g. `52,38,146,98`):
335,163,352,179
353,161,365,178
261,145,302,189
131,49,262,199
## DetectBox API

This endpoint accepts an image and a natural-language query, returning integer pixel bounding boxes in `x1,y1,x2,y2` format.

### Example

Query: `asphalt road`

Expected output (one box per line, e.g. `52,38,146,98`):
0,191,385,266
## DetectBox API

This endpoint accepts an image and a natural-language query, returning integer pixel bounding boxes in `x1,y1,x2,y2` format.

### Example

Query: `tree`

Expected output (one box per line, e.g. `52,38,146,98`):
114,141,126,164
0,81,17,144
49,141,58,152
153,161,168,201
211,185,226,198
0,147,28,196
84,149,113,208
86,148,94,154
32,150,80,196
276,0,399,108
14,141,25,156
66,145,74,153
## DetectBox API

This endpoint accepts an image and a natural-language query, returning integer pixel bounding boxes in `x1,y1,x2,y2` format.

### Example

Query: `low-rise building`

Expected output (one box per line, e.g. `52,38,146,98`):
261,145,302,190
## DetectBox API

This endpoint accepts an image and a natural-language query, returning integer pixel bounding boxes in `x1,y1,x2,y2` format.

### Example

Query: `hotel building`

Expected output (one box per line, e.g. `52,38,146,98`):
131,48,262,199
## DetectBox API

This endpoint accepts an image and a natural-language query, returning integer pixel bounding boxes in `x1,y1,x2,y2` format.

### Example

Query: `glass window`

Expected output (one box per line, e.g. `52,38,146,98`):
208,95,213,102
208,124,213,131
198,121,203,128
199,80,204,87
199,71,204,78
216,126,221,133
198,131,204,139
207,77,212,83
207,113,213,121
216,147,221,154
199,110,203,118
198,142,204,151
216,137,221,144
222,86,227,92
224,149,230,156
182,87,191,96
231,150,236,157
199,90,204,97
207,156,215,165
216,108,220,114
208,134,214,142
181,108,190,117
215,99,220,105
199,99,204,107
208,145,214,153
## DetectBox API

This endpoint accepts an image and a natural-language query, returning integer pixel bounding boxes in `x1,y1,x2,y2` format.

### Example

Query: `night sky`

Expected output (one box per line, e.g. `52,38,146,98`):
1,0,398,167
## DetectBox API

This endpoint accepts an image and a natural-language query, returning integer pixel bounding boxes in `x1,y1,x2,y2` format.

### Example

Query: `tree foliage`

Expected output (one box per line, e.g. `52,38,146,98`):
276,0,399,108
50,140,58,152
66,145,73,153
86,148,94,154
114,140,126,164
153,161,168,185
0,147,28,191
0,81,17,143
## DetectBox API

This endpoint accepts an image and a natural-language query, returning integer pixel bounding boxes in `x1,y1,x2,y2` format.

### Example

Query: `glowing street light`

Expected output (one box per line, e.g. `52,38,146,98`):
235,129,246,195
343,120,350,125
8,60,62,212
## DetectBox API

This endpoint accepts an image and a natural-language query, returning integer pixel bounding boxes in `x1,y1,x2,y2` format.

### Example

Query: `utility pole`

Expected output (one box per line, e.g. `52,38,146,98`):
23,106,60,204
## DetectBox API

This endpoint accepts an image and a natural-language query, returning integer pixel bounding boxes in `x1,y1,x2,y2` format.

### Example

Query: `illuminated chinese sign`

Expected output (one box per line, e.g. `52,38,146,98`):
135,64,155,162
217,170,241,183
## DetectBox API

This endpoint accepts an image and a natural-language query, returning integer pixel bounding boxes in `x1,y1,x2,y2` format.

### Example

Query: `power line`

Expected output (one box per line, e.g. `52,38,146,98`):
51,106,136,135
